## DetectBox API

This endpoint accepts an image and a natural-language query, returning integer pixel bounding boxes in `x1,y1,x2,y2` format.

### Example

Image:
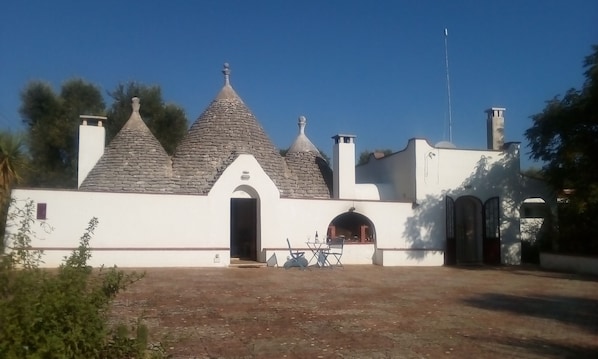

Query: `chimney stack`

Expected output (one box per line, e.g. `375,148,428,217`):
332,134,356,199
78,115,107,188
486,107,505,150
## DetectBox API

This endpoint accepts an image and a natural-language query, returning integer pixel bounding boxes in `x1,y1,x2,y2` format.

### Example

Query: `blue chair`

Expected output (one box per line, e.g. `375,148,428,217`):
285,238,307,269
324,237,344,267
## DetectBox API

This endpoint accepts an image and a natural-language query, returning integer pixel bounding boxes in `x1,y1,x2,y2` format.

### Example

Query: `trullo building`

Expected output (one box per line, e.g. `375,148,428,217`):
6,64,553,267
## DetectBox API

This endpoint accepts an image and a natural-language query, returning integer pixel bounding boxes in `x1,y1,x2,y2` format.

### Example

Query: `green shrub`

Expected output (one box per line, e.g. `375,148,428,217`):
0,201,163,358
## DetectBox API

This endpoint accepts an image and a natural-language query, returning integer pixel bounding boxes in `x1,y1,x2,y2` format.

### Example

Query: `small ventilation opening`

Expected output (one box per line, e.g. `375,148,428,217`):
37,203,47,220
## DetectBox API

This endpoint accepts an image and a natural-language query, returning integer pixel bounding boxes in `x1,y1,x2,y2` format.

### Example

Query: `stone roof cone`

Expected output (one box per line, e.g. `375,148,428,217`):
79,97,174,193
172,63,293,195
285,116,332,198
287,116,319,154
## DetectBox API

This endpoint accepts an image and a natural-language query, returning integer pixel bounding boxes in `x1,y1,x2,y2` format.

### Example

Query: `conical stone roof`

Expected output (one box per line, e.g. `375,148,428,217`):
172,64,293,195
79,97,175,193
285,116,332,198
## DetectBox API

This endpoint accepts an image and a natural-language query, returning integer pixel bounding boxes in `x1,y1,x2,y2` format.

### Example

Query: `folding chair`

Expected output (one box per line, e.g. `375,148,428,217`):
285,238,307,269
324,237,344,267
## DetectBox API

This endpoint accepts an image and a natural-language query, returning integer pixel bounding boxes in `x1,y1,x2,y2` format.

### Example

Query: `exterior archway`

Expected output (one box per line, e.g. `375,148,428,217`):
230,185,260,261
446,196,500,265
327,212,376,244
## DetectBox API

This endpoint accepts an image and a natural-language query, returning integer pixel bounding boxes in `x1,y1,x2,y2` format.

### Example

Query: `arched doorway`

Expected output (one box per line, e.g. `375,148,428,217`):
455,196,484,264
230,186,260,261
445,196,500,265
327,211,376,243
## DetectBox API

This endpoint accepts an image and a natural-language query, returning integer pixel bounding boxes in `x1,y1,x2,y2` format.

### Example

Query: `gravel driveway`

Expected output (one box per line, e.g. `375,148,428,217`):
110,265,598,358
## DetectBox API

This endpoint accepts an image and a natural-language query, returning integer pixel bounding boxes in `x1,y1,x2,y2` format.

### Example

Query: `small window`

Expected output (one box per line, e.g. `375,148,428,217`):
37,203,47,220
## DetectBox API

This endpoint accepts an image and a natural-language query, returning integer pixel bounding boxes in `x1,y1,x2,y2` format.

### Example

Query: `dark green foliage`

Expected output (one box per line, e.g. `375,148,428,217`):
106,82,188,155
19,79,106,188
0,201,160,358
0,131,29,248
525,45,598,255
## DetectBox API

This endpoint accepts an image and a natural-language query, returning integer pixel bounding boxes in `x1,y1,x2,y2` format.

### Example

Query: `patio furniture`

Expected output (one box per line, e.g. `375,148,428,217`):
324,237,344,267
306,240,330,267
285,238,307,269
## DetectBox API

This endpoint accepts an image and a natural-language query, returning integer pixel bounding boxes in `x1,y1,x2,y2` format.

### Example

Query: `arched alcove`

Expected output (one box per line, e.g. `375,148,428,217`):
327,212,376,244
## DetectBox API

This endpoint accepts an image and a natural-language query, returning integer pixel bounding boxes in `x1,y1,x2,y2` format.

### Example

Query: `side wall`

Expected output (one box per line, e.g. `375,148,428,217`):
355,140,417,201
413,141,524,264
6,191,445,268
5,189,225,267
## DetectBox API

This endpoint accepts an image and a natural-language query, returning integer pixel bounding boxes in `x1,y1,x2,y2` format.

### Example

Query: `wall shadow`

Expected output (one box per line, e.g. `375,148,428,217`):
468,334,597,359
462,292,598,334
403,147,554,262
507,266,598,283
402,193,444,260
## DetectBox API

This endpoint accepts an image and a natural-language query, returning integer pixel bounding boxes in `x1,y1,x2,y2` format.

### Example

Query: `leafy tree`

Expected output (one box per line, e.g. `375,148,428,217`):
0,131,28,200
106,82,188,155
521,166,544,180
358,149,393,165
0,131,29,250
525,45,598,254
19,79,105,188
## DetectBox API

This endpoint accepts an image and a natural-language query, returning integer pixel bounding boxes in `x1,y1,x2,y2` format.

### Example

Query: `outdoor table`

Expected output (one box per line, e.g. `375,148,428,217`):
305,241,330,267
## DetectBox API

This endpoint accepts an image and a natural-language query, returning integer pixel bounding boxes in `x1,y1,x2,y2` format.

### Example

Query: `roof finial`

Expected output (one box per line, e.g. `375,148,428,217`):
223,62,231,86
132,97,140,113
298,116,306,135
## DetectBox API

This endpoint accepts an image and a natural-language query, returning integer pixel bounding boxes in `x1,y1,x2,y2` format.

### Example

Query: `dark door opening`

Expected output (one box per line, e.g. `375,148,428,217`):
455,196,483,264
445,195,501,265
230,198,257,261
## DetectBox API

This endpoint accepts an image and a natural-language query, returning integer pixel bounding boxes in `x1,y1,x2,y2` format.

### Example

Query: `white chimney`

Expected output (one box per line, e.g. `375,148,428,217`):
486,107,506,150
78,115,106,188
332,134,356,199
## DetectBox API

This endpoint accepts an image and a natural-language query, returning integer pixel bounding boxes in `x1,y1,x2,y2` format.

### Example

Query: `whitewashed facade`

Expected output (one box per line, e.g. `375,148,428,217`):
5,66,553,268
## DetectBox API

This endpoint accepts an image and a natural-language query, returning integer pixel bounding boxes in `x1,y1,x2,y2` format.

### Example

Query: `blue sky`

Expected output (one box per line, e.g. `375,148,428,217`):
1,1,596,168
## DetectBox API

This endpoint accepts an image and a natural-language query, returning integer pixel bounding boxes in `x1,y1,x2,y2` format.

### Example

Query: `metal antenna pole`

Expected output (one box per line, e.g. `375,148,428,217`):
444,28,453,143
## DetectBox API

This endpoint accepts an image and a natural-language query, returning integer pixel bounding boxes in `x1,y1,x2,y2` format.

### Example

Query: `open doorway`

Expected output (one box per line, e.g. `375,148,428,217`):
520,197,549,263
230,198,257,261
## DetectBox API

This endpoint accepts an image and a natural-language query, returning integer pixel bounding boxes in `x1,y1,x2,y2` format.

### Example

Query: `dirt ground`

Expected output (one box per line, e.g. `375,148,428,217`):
110,265,598,359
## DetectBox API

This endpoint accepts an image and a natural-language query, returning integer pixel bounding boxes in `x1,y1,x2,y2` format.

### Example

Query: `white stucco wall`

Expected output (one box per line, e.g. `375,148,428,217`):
353,139,528,265
355,139,417,201
6,187,445,268
5,189,227,267
412,140,515,199
268,198,443,266
7,144,544,268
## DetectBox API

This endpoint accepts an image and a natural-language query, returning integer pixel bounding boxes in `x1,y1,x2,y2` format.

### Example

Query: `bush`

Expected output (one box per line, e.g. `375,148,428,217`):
0,201,163,358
